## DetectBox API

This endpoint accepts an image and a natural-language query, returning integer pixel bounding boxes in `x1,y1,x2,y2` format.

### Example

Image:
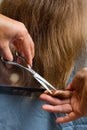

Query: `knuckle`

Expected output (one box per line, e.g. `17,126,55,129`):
80,67,87,73
22,28,28,35
20,23,28,34
55,106,63,113
77,68,87,79
18,22,25,28
18,22,28,35
74,68,87,86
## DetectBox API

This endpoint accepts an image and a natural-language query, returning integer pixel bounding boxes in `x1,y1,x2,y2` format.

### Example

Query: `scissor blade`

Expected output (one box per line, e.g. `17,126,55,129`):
34,73,56,90
34,76,52,94
27,65,56,91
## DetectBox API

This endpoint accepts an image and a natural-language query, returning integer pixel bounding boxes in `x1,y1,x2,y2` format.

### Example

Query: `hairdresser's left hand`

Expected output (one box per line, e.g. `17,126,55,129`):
40,91,73,123
40,68,87,123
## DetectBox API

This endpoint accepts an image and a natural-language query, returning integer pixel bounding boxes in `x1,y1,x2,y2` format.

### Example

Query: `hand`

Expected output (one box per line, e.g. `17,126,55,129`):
0,14,34,66
40,68,87,123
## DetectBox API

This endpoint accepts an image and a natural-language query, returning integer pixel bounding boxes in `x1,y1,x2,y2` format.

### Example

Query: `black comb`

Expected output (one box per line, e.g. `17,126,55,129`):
0,85,45,96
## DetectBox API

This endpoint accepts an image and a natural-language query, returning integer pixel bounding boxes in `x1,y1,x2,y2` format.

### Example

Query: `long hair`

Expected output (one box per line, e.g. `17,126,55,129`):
0,0,86,89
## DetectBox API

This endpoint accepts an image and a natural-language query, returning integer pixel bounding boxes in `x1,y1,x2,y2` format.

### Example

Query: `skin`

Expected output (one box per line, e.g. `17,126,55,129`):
0,14,34,66
40,68,87,123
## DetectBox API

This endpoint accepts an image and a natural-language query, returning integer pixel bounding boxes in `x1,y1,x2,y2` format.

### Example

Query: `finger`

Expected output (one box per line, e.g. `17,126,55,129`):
13,40,19,51
44,90,72,99
56,112,81,123
0,42,13,61
40,94,70,105
42,104,72,113
13,38,26,56
20,33,34,66
13,35,34,66
29,34,34,58
52,90,72,99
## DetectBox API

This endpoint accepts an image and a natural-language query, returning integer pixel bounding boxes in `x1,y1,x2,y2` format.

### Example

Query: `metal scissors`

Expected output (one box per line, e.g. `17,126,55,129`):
1,53,56,94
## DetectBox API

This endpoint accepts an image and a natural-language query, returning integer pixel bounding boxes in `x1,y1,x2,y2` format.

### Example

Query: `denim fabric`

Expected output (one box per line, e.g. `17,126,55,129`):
0,93,87,130
0,94,58,130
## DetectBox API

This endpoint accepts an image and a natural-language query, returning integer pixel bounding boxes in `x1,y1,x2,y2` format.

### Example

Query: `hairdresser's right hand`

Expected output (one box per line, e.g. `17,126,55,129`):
0,14,34,66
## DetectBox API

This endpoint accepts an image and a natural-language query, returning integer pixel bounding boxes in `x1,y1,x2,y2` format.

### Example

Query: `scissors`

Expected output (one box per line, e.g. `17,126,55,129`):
1,53,56,94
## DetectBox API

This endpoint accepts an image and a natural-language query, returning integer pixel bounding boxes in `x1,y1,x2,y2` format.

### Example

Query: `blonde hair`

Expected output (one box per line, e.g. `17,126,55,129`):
0,0,86,89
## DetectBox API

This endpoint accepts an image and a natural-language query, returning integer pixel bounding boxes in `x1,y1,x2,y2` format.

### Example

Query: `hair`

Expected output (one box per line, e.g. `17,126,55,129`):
0,0,87,89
